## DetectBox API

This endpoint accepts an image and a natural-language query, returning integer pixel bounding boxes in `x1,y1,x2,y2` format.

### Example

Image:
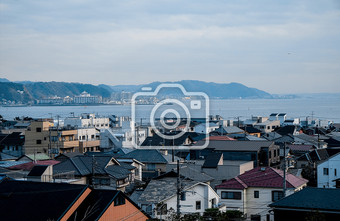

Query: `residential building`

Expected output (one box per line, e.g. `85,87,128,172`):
119,149,173,179
0,180,150,221
193,140,280,167
24,119,54,154
0,132,24,157
317,152,340,188
135,177,220,218
254,120,280,133
194,122,219,134
216,167,308,221
53,155,135,191
269,188,340,221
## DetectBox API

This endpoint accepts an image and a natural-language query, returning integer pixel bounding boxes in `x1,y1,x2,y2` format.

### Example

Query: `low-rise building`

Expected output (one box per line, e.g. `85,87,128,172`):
317,152,340,188
269,188,340,221
216,167,308,221
135,177,220,218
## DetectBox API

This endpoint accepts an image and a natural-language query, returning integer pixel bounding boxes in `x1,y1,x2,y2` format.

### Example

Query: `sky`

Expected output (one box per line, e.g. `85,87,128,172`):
0,0,340,94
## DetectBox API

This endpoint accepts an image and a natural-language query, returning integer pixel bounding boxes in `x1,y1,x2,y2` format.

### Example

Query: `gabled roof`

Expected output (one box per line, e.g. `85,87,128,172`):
54,156,116,176
269,187,340,212
205,136,235,141
244,127,262,134
137,177,201,204
8,160,60,171
53,156,131,180
216,167,308,190
18,153,50,161
140,132,197,146
27,165,49,177
0,132,24,146
221,126,245,134
287,144,315,155
194,140,275,152
120,149,168,164
276,125,298,136
298,148,330,163
156,166,214,183
0,152,18,161
68,189,151,220
0,180,89,221
202,152,223,168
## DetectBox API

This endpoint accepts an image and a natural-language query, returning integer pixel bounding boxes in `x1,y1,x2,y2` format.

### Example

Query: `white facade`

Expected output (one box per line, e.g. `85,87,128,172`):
77,128,98,141
317,152,340,188
217,186,304,221
143,182,220,219
64,114,109,129
194,123,219,134
254,120,280,133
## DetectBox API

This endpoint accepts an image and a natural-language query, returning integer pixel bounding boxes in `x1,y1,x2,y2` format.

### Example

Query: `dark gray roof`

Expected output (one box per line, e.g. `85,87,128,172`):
270,187,340,211
27,165,48,177
194,140,275,152
202,152,222,168
53,156,130,180
157,167,214,183
120,149,168,164
105,165,130,180
0,180,88,221
137,177,198,204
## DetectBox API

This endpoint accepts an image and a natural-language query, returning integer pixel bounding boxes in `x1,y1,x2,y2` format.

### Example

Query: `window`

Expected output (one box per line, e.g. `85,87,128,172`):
36,140,42,144
114,195,126,206
36,127,42,132
221,191,241,200
196,201,201,210
335,169,337,177
272,191,284,202
323,168,329,175
254,191,259,198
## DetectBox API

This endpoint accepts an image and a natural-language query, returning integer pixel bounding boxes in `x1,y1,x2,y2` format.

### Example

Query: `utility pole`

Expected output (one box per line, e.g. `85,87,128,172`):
176,160,181,217
91,155,95,188
56,115,60,153
283,143,287,197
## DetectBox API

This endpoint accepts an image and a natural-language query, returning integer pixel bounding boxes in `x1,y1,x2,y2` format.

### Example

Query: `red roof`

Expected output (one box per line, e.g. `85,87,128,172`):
204,136,235,141
8,160,60,171
216,167,308,190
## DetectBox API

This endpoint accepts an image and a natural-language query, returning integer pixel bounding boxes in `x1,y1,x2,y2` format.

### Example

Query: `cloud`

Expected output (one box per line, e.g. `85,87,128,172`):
0,0,340,93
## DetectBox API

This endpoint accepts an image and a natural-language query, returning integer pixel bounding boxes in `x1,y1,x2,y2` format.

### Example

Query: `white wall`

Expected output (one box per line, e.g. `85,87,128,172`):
156,183,219,218
317,153,340,188
217,185,305,221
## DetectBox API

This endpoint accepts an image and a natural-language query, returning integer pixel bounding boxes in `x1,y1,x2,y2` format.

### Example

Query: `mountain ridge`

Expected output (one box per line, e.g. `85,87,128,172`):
0,79,273,103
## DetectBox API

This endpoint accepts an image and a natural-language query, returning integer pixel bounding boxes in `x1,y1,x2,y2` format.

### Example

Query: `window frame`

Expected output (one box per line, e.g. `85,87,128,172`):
221,191,242,200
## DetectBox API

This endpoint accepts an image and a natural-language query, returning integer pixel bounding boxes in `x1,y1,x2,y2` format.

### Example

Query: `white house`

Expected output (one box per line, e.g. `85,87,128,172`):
194,122,219,134
136,177,220,219
317,152,340,188
215,167,308,221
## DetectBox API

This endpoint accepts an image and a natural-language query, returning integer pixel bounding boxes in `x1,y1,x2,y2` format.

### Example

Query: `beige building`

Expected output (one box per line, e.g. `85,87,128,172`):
24,119,54,155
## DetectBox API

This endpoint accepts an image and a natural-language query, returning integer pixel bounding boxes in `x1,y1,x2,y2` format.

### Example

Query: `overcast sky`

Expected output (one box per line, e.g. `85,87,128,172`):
1,0,340,94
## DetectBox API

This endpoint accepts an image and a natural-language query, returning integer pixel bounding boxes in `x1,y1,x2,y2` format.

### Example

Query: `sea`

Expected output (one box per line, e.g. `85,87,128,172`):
1,97,340,123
